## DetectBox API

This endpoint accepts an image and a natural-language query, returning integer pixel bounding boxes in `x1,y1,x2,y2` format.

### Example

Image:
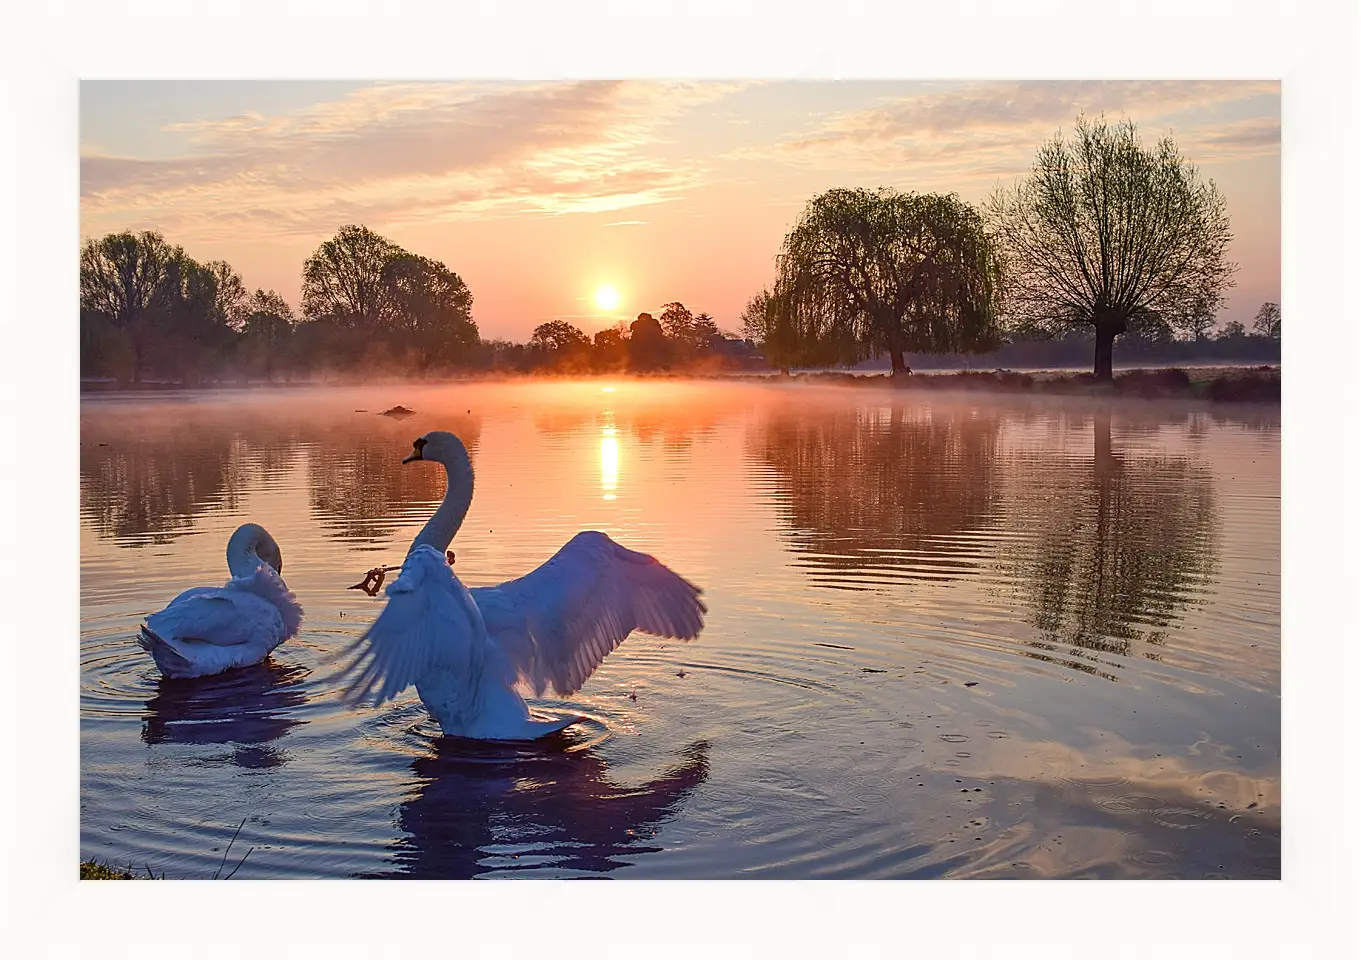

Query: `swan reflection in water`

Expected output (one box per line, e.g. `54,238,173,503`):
366,738,710,878
140,660,308,768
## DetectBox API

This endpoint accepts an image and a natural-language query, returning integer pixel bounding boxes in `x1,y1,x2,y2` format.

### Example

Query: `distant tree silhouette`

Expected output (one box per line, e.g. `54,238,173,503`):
777,187,1004,376
1253,301,1281,340
529,320,591,372
153,254,243,384
239,289,296,382
986,114,1237,380
628,312,669,371
591,327,628,372
1184,306,1217,343
297,225,479,374
382,253,477,372
300,225,405,333
203,260,249,332
658,302,694,342
80,230,182,382
530,320,589,352
1217,319,1247,341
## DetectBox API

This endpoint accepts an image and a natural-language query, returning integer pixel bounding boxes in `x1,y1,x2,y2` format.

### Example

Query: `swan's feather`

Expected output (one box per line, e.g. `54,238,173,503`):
230,565,304,638
137,624,196,673
472,531,706,697
139,561,303,678
145,587,285,647
338,545,485,708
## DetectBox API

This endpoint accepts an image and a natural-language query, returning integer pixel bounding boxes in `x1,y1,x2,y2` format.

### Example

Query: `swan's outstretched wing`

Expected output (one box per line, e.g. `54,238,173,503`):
472,531,706,697
338,545,484,708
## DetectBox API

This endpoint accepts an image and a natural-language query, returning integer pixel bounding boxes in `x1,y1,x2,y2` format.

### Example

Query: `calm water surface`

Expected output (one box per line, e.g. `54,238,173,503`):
80,381,1280,878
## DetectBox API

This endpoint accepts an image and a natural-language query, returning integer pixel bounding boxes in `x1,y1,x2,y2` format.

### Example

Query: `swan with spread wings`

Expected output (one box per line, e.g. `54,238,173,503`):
338,431,706,740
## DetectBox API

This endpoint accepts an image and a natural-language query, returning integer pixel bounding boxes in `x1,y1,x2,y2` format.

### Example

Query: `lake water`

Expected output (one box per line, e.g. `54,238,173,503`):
79,380,1280,879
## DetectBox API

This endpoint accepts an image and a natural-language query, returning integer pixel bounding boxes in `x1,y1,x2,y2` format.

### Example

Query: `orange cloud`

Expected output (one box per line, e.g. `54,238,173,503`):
81,81,748,242
739,80,1279,185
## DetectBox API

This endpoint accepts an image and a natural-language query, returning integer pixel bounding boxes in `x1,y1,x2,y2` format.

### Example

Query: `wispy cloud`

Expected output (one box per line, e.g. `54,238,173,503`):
81,81,747,241
737,80,1279,185
603,219,650,226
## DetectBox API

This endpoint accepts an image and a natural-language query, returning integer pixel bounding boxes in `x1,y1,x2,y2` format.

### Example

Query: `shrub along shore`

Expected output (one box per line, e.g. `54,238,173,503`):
782,365,1281,402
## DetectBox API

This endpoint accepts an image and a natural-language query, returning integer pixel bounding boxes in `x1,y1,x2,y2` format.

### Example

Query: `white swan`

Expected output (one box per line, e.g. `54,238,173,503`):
138,523,303,679
338,431,706,740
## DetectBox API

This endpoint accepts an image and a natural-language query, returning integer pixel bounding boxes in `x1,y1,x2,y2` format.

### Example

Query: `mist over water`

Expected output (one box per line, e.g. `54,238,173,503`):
80,380,1280,878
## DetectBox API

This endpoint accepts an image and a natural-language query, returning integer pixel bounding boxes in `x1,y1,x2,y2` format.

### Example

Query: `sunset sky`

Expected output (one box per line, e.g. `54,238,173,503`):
80,80,1280,341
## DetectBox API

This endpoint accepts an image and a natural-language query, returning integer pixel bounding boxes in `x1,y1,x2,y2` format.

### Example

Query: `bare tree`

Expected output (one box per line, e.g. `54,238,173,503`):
778,188,1004,375
986,114,1236,380
1184,308,1217,343
1253,301,1281,340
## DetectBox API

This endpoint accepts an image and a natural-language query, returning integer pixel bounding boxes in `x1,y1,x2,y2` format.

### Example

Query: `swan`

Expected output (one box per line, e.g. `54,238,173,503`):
338,431,706,740
138,523,303,679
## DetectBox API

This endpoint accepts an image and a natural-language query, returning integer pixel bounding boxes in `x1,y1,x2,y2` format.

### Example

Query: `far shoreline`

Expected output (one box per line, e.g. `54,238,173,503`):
79,363,1281,405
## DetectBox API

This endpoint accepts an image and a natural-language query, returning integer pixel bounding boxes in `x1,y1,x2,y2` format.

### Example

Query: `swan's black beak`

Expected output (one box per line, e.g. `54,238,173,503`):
401,450,422,464
402,437,427,464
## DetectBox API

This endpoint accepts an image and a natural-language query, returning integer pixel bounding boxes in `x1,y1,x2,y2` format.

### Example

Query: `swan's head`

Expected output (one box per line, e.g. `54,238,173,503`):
226,523,284,576
403,430,469,467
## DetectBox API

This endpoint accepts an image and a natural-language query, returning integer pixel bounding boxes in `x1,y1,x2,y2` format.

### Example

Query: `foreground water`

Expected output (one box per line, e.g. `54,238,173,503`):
80,380,1280,879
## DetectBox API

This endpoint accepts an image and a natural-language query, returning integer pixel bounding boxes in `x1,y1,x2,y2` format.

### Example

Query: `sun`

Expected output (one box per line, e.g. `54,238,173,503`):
594,285,621,312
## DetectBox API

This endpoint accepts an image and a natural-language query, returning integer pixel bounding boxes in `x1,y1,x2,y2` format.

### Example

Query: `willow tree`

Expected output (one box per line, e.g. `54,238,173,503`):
739,283,842,374
776,188,1004,375
986,114,1236,380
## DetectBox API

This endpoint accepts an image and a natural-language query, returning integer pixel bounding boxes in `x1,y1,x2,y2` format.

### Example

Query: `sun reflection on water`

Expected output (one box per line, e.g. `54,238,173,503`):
600,427,619,500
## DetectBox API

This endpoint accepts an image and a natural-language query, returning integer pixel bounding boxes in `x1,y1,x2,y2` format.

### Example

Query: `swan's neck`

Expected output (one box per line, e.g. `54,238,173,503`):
409,453,474,555
226,524,271,578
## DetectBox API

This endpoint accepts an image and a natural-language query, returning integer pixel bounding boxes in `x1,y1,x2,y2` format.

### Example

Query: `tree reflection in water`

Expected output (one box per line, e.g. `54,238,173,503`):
306,414,481,548
1009,410,1218,666
366,739,710,878
80,418,248,546
754,400,1220,677
141,660,308,769
751,404,1003,588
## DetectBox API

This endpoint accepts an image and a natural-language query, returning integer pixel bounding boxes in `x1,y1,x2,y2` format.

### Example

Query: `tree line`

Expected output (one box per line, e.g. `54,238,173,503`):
742,113,1278,379
80,225,762,384
81,114,1280,385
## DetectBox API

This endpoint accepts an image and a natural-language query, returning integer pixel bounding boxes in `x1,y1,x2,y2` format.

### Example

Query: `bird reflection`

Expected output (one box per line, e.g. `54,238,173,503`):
365,738,710,878
752,404,1002,587
141,660,308,768
1008,410,1218,663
